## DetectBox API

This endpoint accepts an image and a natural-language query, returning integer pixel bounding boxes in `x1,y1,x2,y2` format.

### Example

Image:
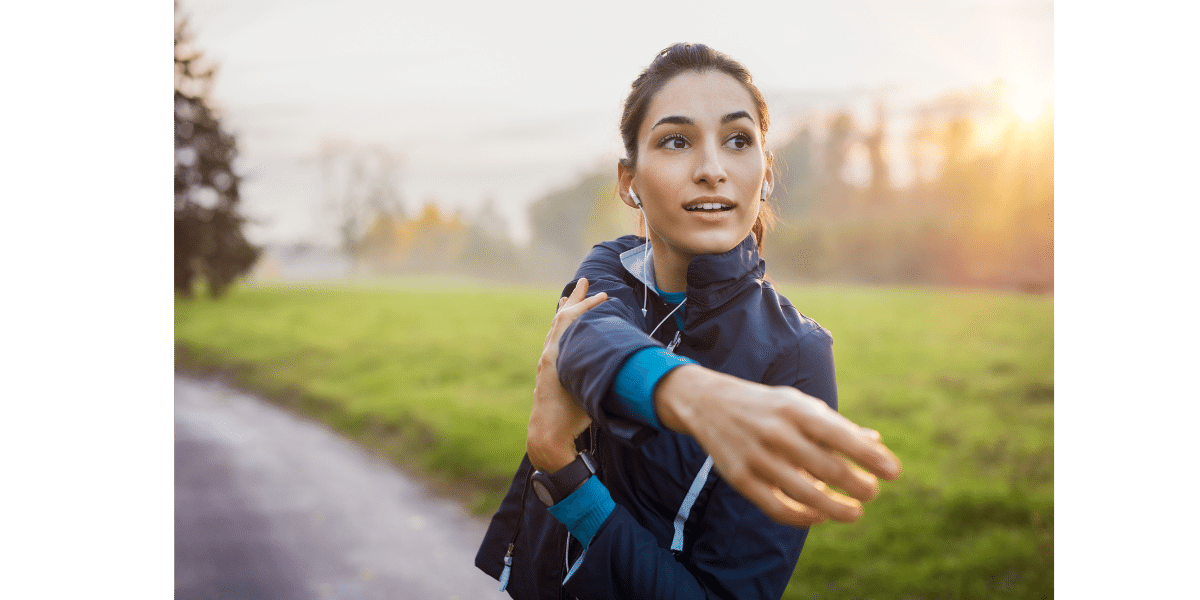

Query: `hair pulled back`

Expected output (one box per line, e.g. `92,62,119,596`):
619,42,775,253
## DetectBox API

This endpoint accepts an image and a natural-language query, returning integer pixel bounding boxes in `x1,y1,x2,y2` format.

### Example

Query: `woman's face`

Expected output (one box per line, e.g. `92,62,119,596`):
621,70,772,265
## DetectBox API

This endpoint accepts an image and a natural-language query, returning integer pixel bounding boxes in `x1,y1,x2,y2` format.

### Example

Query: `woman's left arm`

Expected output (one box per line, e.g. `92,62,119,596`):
527,279,608,473
553,239,677,442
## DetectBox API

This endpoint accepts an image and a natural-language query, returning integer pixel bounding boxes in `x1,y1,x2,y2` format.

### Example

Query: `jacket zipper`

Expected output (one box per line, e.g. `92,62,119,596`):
498,462,533,592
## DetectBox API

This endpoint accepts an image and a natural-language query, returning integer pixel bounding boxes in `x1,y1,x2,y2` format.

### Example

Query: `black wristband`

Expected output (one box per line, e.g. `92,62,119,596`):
531,452,596,507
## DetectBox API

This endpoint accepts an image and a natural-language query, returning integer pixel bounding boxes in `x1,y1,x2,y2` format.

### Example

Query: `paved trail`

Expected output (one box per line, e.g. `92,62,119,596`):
174,374,511,600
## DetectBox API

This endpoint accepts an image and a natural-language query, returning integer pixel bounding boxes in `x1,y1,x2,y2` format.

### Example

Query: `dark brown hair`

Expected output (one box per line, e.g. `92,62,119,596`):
619,43,775,252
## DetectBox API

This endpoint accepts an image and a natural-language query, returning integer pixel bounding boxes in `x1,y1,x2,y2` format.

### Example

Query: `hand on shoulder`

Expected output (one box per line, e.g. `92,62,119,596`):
527,279,608,473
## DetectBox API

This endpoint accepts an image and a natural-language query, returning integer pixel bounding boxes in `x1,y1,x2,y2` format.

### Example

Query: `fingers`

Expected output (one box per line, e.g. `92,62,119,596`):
576,291,608,313
548,279,608,344
734,476,828,528
772,488,828,526
565,276,589,307
560,278,607,314
543,278,609,359
762,419,881,503
861,427,882,443
745,447,865,522
789,390,901,481
726,388,899,523
547,298,566,346
566,290,609,315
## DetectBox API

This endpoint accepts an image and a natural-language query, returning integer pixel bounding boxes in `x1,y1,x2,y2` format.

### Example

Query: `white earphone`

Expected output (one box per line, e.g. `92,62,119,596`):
761,181,770,201
628,188,650,316
628,187,686,332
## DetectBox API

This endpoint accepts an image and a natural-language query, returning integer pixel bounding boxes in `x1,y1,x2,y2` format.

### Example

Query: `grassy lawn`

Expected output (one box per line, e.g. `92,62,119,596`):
174,279,1052,599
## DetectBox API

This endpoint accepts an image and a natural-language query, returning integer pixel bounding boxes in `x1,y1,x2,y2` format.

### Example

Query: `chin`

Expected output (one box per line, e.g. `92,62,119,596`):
682,232,747,256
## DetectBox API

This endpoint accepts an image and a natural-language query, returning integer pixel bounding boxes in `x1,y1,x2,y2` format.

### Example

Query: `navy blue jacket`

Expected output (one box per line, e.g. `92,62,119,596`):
477,234,837,599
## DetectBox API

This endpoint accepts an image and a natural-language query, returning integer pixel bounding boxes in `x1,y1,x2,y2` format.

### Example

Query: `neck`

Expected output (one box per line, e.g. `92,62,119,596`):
648,235,692,294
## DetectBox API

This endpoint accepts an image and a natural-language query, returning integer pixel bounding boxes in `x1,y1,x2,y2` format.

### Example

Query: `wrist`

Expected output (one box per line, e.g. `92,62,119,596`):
546,475,615,546
527,435,578,473
533,452,597,507
655,364,716,434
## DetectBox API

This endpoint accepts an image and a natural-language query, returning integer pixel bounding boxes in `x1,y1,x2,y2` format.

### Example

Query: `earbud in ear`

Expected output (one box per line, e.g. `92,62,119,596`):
761,181,770,201
628,187,649,317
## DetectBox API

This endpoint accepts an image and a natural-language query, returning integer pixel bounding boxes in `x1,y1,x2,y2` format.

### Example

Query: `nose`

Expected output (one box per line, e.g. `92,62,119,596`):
693,139,727,186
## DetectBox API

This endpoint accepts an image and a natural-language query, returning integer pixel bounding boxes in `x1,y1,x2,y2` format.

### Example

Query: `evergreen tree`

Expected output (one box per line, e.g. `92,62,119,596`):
175,6,259,298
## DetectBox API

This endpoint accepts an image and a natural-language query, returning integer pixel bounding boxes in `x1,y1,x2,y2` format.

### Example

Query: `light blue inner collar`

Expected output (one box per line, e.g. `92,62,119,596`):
620,242,687,304
658,288,685,305
619,242,659,296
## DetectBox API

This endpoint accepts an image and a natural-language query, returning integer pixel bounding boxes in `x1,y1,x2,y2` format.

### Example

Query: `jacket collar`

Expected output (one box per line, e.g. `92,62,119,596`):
619,234,765,320
619,243,661,297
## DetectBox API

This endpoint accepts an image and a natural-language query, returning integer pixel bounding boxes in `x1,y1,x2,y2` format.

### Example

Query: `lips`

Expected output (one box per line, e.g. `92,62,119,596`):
684,198,735,212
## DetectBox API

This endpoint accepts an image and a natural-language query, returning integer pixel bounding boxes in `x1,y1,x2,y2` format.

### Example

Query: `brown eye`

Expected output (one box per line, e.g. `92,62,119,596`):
725,134,751,150
659,134,689,150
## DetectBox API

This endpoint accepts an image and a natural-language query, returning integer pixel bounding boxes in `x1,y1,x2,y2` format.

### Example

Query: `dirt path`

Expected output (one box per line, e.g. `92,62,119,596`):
174,374,510,600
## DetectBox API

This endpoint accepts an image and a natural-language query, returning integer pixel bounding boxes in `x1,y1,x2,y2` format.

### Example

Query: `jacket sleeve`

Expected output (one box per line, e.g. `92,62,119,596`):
763,320,838,411
557,238,665,444
562,481,808,600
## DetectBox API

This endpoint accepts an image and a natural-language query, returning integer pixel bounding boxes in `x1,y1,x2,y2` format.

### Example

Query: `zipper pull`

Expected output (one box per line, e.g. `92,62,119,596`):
498,543,513,591
666,331,682,354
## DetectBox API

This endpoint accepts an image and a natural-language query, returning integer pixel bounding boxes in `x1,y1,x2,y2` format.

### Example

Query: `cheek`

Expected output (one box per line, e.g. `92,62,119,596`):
642,171,686,210
736,161,767,194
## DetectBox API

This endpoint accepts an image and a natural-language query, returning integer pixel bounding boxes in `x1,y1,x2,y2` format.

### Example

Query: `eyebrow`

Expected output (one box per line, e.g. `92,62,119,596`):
650,111,755,130
722,110,754,125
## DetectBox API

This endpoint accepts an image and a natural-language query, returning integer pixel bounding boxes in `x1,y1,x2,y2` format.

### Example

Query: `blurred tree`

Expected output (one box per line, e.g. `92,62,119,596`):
405,202,464,271
174,6,259,298
863,103,892,203
458,199,529,280
527,170,626,281
352,196,532,280
318,139,405,272
822,111,856,208
357,212,407,272
908,118,943,189
772,125,819,219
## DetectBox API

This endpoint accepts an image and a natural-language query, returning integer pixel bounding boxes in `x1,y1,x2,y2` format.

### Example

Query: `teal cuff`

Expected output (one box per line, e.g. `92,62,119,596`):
547,475,615,547
614,347,697,430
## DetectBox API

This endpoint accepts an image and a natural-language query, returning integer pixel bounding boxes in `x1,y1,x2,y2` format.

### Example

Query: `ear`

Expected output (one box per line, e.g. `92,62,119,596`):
617,161,639,209
762,168,775,199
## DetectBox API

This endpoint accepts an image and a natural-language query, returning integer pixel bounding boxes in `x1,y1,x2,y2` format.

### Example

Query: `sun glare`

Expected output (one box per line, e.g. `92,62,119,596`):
1008,85,1048,122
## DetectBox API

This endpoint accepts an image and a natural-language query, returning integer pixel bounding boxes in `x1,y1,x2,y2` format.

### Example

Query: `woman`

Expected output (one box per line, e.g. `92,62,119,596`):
478,43,900,599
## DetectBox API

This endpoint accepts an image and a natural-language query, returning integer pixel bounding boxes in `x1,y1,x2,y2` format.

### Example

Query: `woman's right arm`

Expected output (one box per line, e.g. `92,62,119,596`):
557,240,900,527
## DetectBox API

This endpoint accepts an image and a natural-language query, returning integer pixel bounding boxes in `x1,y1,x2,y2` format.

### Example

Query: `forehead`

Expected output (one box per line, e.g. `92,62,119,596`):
642,70,758,134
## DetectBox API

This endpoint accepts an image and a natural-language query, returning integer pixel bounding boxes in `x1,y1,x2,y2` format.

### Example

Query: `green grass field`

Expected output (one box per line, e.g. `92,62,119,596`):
175,280,1052,599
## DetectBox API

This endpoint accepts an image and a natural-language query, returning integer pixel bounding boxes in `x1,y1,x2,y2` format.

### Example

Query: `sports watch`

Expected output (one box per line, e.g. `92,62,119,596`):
531,451,596,507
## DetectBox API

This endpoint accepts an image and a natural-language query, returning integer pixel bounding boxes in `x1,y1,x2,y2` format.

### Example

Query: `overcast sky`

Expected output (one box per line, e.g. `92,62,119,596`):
180,0,1053,245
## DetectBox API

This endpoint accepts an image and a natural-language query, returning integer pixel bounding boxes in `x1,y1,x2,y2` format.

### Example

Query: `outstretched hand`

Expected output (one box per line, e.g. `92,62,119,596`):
655,366,901,528
526,278,608,473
